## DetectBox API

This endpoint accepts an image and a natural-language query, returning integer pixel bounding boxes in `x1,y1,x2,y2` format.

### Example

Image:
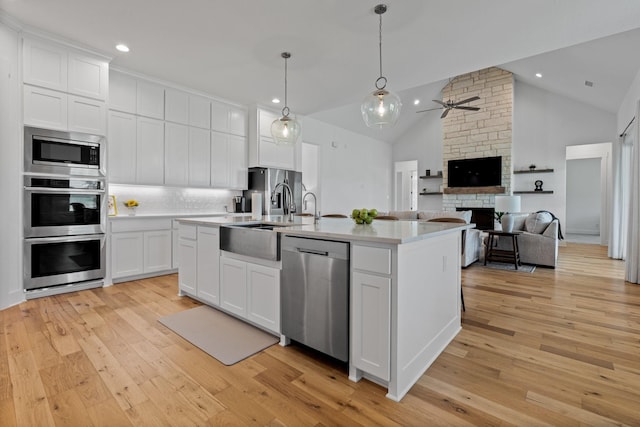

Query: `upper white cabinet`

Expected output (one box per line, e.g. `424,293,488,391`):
136,116,165,184
165,88,189,124
109,71,136,113
189,95,210,129
164,122,189,186
136,81,164,119
188,127,211,187
211,131,247,189
249,106,300,171
108,111,137,183
211,100,246,136
23,36,108,134
23,37,67,92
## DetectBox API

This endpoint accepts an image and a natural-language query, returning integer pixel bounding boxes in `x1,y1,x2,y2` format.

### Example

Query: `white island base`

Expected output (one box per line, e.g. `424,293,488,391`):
346,231,462,401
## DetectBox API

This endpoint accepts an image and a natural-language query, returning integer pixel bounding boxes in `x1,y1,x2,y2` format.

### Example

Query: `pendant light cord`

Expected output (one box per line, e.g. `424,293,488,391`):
375,5,387,90
281,52,291,118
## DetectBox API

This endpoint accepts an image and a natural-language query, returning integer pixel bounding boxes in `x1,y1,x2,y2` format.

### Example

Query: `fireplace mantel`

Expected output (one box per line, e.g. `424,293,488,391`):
444,186,505,195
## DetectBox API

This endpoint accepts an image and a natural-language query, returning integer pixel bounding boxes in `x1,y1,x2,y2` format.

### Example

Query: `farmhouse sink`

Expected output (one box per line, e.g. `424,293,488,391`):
219,223,286,261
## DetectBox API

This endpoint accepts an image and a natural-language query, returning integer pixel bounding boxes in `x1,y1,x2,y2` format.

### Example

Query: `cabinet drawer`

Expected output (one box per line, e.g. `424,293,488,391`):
352,245,391,275
178,223,197,240
111,218,172,233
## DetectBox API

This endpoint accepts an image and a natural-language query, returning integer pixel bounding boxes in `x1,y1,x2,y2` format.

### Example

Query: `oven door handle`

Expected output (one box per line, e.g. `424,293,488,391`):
25,234,105,244
24,187,105,194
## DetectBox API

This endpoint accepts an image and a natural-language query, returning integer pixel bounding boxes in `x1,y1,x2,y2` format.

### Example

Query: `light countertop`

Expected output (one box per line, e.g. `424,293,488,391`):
177,215,473,245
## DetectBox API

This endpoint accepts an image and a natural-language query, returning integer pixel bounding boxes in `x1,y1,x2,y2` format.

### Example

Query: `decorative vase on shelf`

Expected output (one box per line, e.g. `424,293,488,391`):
126,206,137,216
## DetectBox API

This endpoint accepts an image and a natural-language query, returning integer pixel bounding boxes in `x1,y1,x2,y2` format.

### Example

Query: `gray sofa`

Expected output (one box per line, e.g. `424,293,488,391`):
385,210,481,268
492,212,559,268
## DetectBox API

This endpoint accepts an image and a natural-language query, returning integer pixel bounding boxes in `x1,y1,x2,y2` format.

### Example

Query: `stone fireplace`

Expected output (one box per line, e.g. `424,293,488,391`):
441,67,514,211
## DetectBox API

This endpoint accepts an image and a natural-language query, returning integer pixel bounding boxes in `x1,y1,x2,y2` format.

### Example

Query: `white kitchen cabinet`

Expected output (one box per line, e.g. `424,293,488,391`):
111,232,144,278
136,81,164,119
351,270,390,381
68,94,106,134
246,263,280,332
249,107,300,170
165,88,189,125
188,127,211,187
111,218,175,281
136,116,165,185
107,111,137,183
211,131,247,189
23,85,67,131
196,226,220,305
189,95,210,129
172,228,179,269
164,122,189,186
220,256,247,317
109,70,136,113
211,100,246,136
23,36,108,101
143,230,173,273
67,52,108,100
178,237,197,295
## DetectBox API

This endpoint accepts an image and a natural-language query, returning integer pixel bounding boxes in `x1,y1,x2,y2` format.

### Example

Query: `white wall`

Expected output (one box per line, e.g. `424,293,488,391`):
0,20,23,310
301,116,392,216
512,80,616,230
392,114,443,211
618,67,640,132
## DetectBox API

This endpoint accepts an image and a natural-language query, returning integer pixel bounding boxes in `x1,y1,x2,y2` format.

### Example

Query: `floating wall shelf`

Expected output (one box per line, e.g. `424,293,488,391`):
514,190,554,194
513,169,554,174
419,192,443,196
419,175,443,179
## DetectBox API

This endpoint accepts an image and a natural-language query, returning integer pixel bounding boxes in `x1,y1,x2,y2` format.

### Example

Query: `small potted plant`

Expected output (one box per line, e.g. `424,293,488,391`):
123,199,139,215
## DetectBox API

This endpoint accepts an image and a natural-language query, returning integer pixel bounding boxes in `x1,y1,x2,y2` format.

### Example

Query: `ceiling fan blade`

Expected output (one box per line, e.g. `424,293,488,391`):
453,96,480,106
454,106,481,111
440,108,450,119
415,108,443,113
431,99,448,107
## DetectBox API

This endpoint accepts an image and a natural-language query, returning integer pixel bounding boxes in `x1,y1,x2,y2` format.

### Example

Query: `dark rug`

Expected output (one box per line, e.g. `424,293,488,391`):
482,262,536,273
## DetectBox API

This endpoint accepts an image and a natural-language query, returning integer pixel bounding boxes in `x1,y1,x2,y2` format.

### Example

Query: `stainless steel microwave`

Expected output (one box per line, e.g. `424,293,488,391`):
24,126,105,176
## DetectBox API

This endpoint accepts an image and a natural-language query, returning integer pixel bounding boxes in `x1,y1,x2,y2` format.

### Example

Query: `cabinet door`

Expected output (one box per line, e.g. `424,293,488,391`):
23,37,67,92
111,232,144,279
165,88,189,124
351,271,390,381
189,95,210,129
67,52,108,100
136,116,165,184
210,131,229,187
188,127,211,187
23,85,67,131
108,111,137,183
255,109,296,170
220,257,247,317
247,263,280,333
109,70,136,113
228,106,247,136
178,238,197,295
164,122,189,186
228,134,247,189
196,227,220,305
172,229,179,269
136,81,164,119
143,230,172,273
68,95,106,135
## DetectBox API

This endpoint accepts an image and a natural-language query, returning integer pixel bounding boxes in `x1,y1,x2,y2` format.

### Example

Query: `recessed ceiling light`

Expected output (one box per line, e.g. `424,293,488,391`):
116,44,130,53
413,99,420,106
271,98,280,104
535,73,542,78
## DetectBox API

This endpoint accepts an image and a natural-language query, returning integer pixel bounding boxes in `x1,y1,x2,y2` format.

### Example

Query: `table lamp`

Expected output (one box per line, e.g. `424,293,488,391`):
494,195,521,232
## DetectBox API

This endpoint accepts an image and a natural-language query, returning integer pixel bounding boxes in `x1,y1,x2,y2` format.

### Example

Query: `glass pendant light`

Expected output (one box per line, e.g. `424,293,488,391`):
271,52,301,145
361,4,402,128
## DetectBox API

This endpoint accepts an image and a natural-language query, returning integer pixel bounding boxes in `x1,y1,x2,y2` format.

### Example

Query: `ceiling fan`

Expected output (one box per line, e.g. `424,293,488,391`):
416,96,481,118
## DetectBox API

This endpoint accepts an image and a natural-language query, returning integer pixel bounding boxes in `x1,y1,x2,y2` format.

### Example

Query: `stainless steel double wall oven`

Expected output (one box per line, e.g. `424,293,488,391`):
23,126,107,297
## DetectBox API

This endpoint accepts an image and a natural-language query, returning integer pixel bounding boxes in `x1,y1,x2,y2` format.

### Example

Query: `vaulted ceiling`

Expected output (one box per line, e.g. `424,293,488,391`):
3,0,640,142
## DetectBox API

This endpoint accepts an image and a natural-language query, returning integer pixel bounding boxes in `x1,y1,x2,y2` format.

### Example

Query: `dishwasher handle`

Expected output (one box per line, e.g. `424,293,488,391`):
297,247,329,256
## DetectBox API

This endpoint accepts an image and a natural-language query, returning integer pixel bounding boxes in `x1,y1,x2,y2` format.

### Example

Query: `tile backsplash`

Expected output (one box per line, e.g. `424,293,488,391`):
109,184,241,215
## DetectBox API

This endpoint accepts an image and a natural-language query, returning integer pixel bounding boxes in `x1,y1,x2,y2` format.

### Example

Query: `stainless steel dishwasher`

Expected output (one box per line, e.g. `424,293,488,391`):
281,235,350,362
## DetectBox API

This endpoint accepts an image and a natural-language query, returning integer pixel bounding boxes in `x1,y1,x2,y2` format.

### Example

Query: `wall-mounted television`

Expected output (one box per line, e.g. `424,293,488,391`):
448,156,501,188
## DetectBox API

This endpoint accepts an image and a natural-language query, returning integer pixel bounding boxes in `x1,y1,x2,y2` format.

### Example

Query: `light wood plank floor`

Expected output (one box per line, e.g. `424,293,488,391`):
2,243,639,426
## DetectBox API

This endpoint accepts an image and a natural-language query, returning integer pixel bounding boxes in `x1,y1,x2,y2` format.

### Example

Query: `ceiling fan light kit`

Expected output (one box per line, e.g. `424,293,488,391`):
271,52,301,146
417,94,481,118
361,4,402,128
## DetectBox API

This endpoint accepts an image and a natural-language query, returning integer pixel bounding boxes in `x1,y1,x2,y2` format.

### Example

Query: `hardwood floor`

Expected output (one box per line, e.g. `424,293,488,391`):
2,243,639,426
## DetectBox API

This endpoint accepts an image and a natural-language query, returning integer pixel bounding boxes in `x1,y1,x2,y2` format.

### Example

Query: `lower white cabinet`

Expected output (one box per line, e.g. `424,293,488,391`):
220,257,247,316
196,226,220,305
178,237,197,295
110,219,173,281
351,270,390,381
220,255,280,333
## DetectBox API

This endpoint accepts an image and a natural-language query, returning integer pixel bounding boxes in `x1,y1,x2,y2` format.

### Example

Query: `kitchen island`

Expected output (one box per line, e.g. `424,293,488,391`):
177,215,472,401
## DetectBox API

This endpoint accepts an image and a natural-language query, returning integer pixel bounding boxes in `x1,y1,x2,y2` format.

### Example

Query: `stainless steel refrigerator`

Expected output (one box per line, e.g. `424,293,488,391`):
243,167,302,215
